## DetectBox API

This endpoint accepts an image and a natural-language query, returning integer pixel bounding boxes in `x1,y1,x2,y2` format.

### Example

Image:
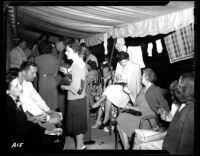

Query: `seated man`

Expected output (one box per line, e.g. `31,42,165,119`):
6,70,62,152
17,62,62,129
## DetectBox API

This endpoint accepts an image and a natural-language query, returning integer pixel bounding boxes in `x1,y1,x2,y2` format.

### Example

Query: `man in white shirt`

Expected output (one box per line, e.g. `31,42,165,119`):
18,61,61,126
10,39,27,68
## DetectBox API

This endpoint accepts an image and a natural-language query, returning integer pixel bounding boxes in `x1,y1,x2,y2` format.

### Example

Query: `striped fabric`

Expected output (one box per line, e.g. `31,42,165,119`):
164,23,194,63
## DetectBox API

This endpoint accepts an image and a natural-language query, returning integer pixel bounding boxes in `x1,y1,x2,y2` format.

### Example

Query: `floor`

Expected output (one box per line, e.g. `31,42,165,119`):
63,115,122,150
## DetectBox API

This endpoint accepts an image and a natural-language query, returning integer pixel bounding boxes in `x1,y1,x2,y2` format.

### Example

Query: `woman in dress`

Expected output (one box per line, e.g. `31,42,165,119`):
132,80,180,150
35,40,59,110
117,68,170,149
85,60,100,108
61,39,88,150
92,51,142,127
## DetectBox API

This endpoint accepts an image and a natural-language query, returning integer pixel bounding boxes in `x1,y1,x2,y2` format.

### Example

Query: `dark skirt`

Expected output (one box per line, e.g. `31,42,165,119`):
65,98,88,135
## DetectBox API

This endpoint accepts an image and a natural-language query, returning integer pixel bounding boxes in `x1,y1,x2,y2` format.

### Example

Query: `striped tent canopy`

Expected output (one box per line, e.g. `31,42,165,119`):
6,1,194,46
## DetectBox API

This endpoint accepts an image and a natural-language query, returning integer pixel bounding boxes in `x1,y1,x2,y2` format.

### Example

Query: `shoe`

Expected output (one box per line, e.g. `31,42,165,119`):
104,126,114,133
81,145,87,150
103,127,109,133
84,140,96,145
92,124,98,129
98,121,109,129
92,122,101,128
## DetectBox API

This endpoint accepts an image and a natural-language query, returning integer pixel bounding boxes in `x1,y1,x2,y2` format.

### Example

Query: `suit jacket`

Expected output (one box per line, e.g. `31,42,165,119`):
162,101,194,154
6,95,45,150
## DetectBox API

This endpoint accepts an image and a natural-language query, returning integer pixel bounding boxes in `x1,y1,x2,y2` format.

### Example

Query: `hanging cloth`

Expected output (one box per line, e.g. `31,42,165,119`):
147,43,153,57
156,39,163,53
103,33,108,55
121,45,127,52
164,23,194,63
115,38,125,52
127,46,145,68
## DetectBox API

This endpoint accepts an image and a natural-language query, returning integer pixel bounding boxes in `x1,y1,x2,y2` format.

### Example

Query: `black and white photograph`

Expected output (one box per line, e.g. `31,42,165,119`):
2,1,196,155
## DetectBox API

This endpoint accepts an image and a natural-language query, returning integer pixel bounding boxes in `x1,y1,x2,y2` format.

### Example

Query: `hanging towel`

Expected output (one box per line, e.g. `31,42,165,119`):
147,43,153,57
121,45,127,52
115,38,125,52
164,23,194,63
127,46,145,68
156,39,163,53
116,38,125,45
104,33,108,55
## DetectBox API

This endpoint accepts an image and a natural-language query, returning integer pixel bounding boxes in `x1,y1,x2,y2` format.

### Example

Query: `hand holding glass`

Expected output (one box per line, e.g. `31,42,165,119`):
54,128,63,143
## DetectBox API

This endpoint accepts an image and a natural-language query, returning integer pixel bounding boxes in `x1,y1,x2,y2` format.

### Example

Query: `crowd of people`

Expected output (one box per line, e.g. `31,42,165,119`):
6,35,194,154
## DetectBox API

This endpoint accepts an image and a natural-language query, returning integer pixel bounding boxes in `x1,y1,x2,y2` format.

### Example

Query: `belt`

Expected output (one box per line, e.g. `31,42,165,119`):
42,74,56,77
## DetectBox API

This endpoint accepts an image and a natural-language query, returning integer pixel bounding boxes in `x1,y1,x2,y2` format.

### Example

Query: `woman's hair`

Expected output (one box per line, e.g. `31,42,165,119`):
142,68,157,83
117,51,129,62
38,40,53,54
57,37,67,46
79,43,89,55
175,72,194,103
6,71,19,90
169,80,181,104
66,38,81,55
87,60,98,70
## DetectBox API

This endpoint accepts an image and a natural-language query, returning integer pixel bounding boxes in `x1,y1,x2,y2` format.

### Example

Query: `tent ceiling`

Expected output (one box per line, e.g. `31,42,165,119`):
16,1,194,46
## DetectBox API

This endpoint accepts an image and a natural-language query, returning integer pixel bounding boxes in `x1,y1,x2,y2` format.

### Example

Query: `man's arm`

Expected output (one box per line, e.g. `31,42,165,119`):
29,82,50,112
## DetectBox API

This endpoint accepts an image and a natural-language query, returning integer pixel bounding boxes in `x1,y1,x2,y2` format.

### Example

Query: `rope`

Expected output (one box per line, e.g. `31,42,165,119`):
108,37,117,82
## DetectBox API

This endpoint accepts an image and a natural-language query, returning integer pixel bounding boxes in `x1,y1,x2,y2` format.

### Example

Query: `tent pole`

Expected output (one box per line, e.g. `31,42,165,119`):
109,38,117,69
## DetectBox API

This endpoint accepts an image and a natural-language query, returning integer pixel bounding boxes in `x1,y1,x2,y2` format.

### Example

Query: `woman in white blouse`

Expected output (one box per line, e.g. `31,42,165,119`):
61,39,88,150
92,51,141,128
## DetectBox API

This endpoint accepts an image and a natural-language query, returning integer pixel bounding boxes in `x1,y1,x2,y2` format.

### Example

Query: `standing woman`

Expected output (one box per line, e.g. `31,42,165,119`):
61,39,88,150
55,38,68,115
92,51,142,126
35,40,59,110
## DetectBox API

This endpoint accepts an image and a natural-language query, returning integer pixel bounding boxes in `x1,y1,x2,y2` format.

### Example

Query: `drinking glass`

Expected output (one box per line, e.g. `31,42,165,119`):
54,128,63,143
